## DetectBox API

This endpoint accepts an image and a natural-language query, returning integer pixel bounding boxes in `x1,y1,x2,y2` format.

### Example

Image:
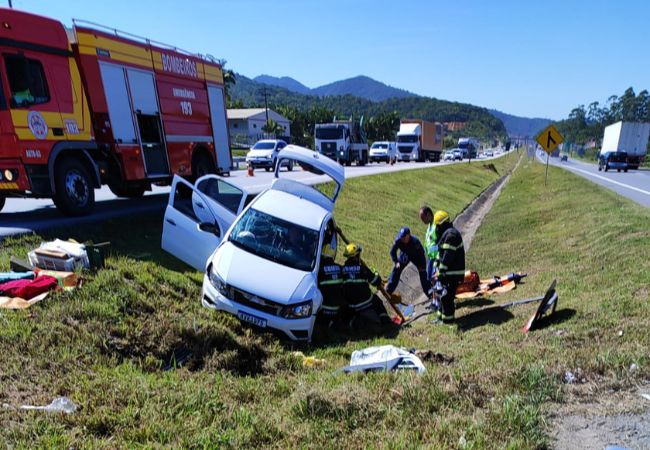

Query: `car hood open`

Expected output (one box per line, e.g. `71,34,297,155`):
213,241,314,304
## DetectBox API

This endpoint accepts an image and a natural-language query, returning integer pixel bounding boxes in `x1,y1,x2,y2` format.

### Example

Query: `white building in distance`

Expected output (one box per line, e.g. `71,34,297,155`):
227,108,291,147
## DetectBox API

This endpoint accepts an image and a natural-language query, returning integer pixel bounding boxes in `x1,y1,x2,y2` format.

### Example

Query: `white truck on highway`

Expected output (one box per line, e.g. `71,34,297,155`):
458,137,479,159
600,121,650,170
396,120,444,162
315,119,369,166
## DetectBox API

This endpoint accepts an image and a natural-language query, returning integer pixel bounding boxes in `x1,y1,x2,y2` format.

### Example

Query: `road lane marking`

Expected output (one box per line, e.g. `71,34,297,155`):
568,167,650,196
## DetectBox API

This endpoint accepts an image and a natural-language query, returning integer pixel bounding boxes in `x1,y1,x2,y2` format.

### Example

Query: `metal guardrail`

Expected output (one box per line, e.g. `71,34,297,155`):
231,156,246,170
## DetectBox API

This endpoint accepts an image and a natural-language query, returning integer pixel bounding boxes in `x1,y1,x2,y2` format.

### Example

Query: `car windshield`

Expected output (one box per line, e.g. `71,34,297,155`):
228,207,319,272
252,142,275,150
315,127,343,140
610,152,628,161
372,143,388,149
397,135,418,143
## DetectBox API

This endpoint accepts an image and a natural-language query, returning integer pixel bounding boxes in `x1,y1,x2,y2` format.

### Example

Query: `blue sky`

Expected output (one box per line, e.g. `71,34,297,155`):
10,0,649,119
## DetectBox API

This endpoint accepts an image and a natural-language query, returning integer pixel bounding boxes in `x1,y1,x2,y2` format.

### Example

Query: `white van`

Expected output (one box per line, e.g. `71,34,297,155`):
369,141,398,163
162,146,344,341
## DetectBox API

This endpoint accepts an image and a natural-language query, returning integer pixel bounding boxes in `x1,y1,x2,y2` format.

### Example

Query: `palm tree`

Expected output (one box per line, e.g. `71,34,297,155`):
215,58,236,103
262,119,284,137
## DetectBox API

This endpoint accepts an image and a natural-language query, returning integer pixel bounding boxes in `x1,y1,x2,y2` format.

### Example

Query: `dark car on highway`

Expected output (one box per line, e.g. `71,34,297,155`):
598,151,628,172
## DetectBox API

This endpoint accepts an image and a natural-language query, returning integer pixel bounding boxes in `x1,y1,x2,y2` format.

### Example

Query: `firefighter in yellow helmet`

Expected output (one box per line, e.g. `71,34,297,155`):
341,243,395,330
431,210,465,324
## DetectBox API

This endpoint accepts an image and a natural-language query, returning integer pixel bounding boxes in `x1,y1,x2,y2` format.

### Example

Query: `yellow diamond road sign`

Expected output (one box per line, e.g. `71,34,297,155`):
536,124,564,154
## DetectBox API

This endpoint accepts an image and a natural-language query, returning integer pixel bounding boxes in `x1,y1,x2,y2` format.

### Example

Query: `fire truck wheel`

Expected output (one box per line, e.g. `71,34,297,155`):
53,158,95,216
0,196,5,212
192,153,216,179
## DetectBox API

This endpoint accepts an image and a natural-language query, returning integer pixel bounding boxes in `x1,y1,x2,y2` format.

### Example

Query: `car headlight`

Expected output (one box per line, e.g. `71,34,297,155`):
266,154,273,159
280,300,313,319
339,151,344,155
208,265,232,298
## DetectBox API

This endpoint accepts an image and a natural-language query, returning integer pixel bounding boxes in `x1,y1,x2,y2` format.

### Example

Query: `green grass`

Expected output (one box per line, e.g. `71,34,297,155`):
232,148,248,158
3,152,649,448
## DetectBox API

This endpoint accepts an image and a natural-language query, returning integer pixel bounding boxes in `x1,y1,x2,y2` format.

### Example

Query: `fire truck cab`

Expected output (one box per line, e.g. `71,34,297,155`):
0,8,231,215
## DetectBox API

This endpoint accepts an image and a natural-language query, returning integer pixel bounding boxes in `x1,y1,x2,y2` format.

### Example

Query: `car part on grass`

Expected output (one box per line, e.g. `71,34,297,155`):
335,226,406,322
339,345,426,374
520,279,558,332
9,396,78,414
293,351,326,368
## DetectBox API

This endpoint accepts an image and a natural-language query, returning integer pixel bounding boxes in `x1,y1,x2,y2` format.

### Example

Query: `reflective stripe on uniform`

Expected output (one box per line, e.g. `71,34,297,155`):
440,242,463,251
321,305,340,311
437,263,449,270
370,273,380,285
319,279,343,285
440,270,465,276
344,279,369,284
349,294,374,310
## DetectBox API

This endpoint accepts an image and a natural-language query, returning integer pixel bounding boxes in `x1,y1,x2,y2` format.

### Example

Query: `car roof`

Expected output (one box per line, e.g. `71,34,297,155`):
251,189,329,230
255,139,285,144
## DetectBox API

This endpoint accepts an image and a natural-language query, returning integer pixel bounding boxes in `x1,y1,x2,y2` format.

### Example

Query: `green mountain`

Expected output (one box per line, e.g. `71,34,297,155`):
489,109,551,138
254,74,416,101
311,75,416,101
254,75,311,95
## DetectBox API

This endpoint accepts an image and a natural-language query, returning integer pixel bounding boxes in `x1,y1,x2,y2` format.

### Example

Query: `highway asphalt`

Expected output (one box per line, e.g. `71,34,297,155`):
537,152,650,209
0,152,507,238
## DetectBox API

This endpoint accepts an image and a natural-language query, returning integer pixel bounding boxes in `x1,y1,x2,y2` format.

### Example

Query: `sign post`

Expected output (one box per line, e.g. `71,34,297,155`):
536,124,564,186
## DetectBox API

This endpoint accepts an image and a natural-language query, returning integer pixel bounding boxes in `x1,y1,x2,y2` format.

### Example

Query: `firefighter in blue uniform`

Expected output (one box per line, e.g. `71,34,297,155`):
386,226,431,298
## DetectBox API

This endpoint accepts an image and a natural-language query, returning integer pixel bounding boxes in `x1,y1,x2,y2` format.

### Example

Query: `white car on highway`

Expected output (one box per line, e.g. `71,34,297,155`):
162,146,344,341
245,139,293,172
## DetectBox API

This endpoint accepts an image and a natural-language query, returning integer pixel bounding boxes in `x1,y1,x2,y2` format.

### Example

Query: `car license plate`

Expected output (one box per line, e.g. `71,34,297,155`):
237,311,267,328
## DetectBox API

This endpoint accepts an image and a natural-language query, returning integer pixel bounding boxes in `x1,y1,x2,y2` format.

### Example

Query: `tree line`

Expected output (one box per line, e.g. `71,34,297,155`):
556,87,650,144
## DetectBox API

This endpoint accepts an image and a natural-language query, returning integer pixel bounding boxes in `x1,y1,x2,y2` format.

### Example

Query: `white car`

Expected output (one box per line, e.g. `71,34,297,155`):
442,151,455,161
369,141,397,163
245,139,293,172
162,146,344,341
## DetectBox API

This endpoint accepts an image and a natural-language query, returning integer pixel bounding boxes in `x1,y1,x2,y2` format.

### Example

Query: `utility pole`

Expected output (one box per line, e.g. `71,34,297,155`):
8,0,13,8
263,88,269,125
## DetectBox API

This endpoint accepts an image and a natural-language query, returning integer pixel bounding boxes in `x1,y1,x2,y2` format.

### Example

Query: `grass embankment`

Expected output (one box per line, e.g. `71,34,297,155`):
7,151,646,448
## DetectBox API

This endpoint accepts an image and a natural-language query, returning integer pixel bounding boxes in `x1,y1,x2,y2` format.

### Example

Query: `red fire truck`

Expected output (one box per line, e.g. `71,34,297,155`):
0,8,232,215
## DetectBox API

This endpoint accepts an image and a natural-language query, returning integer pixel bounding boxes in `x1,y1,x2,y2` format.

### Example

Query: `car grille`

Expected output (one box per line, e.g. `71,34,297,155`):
321,142,337,154
232,286,283,316
398,146,412,154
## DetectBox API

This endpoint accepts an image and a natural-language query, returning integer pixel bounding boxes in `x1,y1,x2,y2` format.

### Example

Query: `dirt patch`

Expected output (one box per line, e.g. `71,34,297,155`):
455,157,521,252
550,387,650,449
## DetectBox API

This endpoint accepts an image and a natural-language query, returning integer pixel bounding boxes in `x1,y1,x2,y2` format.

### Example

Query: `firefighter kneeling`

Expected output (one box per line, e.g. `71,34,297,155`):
341,243,395,330
316,244,345,330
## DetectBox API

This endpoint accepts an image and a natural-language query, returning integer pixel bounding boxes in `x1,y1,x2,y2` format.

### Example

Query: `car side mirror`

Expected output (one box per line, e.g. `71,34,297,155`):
199,222,220,236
